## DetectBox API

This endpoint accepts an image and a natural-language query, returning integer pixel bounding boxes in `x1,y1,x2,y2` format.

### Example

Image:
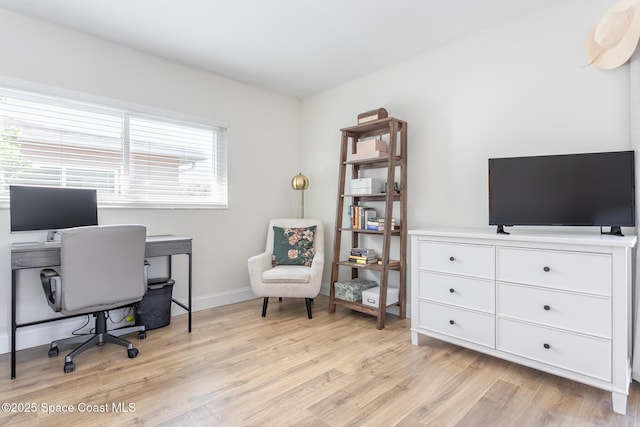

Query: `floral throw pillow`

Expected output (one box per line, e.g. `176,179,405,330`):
272,225,316,267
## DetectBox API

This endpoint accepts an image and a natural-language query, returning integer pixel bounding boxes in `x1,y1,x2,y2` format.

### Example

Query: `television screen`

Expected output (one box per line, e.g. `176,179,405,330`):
10,186,98,233
489,151,635,231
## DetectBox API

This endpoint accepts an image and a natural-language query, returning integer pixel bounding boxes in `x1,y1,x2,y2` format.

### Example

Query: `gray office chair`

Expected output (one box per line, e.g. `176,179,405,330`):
40,224,149,373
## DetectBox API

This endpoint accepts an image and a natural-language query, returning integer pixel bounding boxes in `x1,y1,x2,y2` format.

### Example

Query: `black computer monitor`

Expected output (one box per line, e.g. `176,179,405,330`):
10,185,98,240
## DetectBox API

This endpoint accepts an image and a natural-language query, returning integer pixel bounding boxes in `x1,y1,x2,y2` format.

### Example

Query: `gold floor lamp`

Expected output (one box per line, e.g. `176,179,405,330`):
291,172,309,218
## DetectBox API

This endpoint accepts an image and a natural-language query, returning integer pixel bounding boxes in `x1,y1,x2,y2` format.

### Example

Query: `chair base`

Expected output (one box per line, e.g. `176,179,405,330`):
49,311,145,373
261,297,314,319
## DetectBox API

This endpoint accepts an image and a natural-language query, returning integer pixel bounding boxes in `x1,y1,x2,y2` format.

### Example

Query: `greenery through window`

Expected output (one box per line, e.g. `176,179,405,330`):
0,87,227,208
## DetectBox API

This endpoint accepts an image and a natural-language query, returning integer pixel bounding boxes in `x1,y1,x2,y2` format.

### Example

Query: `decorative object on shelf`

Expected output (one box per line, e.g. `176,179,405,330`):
381,181,400,193
357,108,388,124
334,278,378,302
291,172,309,218
348,138,389,161
586,0,640,69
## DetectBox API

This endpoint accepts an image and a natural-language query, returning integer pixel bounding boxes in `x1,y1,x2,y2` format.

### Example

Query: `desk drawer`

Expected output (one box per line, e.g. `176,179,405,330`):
418,241,494,279
419,271,494,313
496,247,611,295
12,249,60,269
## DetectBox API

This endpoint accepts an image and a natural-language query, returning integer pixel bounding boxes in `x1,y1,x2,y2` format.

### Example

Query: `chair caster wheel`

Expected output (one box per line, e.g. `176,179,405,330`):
48,346,59,357
64,361,75,373
128,348,139,358
138,331,147,339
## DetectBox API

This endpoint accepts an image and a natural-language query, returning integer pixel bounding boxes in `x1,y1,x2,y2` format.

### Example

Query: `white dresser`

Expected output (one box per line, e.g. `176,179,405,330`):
409,228,637,414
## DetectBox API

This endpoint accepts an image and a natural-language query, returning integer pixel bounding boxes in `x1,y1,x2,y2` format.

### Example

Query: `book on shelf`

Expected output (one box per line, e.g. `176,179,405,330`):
348,256,378,265
366,226,400,231
350,248,377,257
362,208,376,229
350,205,356,228
349,205,376,229
366,217,399,231
348,254,377,261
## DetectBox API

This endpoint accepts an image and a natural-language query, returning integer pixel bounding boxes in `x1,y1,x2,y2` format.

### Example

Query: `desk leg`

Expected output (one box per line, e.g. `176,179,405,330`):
11,270,17,379
188,253,192,333
167,253,192,333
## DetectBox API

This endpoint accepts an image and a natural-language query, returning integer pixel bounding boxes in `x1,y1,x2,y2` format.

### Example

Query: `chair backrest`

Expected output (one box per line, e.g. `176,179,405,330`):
59,224,147,313
265,218,324,255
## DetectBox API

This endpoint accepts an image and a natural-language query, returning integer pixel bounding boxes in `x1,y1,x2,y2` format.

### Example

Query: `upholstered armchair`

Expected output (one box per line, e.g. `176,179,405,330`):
248,219,324,319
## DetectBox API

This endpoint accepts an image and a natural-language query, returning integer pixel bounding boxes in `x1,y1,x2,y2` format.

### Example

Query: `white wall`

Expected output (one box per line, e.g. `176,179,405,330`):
301,0,632,285
0,9,302,352
1,0,633,352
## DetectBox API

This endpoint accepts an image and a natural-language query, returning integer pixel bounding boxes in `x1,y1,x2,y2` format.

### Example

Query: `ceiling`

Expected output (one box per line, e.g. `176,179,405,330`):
0,0,565,99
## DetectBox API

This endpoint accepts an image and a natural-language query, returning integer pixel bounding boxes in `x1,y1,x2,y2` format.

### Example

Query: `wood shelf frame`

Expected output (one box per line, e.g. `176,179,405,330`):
329,117,407,329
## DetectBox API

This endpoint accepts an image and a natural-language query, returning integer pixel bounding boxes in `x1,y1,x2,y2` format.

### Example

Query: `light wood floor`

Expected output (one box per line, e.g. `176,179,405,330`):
1,295,640,426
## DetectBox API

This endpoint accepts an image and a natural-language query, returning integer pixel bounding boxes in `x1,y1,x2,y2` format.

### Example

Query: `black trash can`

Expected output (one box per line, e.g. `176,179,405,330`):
136,278,175,330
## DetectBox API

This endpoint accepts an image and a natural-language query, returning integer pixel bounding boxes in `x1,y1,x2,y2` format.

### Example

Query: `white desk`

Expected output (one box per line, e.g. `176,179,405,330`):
10,235,193,379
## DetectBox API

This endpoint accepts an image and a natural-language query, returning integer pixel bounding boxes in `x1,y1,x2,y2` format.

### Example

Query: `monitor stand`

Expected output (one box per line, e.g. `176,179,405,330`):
496,225,510,235
601,226,624,236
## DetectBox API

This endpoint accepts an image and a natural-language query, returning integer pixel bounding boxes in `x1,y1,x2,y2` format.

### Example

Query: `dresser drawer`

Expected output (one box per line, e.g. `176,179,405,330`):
418,241,494,279
496,247,611,295
418,300,495,348
419,271,494,313
497,318,611,382
497,282,611,338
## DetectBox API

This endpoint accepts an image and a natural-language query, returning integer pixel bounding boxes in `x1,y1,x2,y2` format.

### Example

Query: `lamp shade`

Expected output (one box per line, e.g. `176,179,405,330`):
291,173,309,190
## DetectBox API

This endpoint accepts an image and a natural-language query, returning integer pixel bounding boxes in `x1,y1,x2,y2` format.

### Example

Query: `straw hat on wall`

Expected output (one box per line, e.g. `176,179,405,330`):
586,0,640,69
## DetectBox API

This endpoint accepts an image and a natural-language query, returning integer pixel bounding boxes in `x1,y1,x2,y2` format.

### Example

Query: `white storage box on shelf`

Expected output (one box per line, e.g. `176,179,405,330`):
362,286,399,308
351,178,381,195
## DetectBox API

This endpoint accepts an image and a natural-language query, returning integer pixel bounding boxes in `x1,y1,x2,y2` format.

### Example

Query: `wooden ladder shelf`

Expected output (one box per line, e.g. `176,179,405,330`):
329,117,408,329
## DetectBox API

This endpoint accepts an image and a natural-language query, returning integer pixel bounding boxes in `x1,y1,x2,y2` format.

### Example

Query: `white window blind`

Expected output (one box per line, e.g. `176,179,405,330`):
0,87,227,208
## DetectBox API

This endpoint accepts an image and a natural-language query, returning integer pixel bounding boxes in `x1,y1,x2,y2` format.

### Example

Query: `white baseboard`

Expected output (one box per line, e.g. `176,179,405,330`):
1,287,257,355
191,286,256,312
0,307,135,354
1,286,408,355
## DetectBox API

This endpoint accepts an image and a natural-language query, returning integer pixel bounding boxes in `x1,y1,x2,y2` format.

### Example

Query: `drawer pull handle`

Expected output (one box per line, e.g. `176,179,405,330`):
543,305,551,311
543,266,550,272
543,343,551,350
449,256,455,261
449,320,455,325
449,288,455,293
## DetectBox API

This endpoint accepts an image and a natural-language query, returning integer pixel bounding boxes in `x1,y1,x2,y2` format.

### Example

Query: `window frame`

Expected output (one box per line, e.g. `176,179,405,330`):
0,85,228,209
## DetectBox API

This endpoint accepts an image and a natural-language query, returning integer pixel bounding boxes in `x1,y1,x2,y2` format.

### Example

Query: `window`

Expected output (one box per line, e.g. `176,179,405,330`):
0,87,227,208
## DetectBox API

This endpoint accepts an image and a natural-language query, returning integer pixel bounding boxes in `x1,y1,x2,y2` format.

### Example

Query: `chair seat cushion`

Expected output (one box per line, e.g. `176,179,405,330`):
262,265,311,284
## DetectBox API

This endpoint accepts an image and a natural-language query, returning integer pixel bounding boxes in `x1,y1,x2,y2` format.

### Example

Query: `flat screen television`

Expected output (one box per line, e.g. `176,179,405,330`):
10,185,98,240
488,150,635,235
